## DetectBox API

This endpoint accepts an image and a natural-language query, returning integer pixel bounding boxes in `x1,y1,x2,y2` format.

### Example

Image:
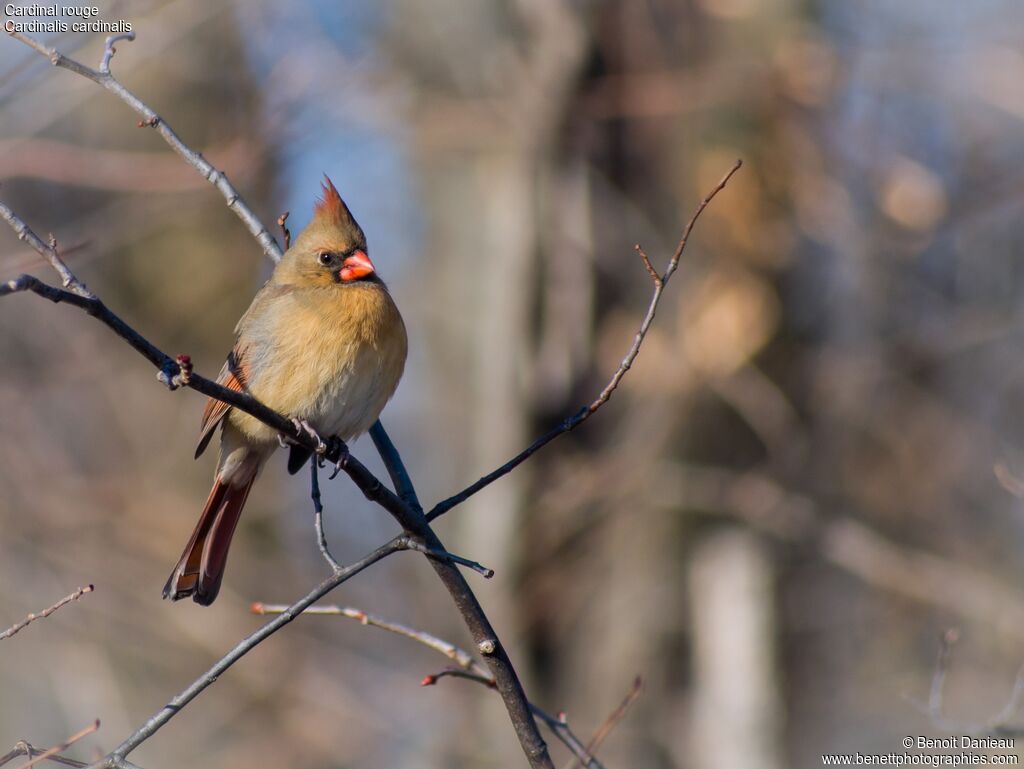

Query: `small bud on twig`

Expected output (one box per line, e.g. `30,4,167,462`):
278,211,291,251
174,354,192,386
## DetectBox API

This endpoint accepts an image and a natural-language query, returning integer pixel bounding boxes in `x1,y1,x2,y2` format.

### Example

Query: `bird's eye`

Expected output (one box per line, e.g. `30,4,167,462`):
317,251,332,266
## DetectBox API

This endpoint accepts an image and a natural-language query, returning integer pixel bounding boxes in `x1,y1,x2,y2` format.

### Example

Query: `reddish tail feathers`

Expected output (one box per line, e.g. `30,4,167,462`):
163,476,255,606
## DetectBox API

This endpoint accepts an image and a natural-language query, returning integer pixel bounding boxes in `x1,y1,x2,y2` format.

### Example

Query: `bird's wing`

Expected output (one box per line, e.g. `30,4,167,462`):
194,347,250,459
194,282,294,459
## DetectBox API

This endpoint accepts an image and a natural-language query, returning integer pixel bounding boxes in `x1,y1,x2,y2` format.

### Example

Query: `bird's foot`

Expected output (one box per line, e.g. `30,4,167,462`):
291,418,327,455
327,438,350,480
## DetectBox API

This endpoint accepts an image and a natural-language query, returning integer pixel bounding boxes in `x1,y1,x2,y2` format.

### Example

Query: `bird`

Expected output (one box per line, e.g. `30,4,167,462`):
163,177,408,606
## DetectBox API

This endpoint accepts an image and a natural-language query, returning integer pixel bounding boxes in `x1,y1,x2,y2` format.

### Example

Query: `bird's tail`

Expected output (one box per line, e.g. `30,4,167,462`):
163,474,256,606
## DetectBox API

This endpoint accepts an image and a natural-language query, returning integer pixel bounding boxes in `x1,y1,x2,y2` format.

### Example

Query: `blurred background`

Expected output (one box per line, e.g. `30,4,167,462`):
4,0,1024,767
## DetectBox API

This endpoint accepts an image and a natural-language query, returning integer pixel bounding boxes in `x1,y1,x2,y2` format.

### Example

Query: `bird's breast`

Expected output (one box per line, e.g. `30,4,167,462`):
232,284,407,444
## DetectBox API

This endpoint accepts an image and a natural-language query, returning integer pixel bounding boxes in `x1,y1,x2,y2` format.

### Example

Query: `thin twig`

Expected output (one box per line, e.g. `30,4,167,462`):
426,159,742,522
0,203,91,297
424,669,605,768
277,212,291,251
309,459,342,572
9,721,99,769
0,749,85,769
251,602,606,767
422,666,494,687
403,539,494,579
0,585,94,641
6,30,282,262
0,743,85,769
99,33,135,75
251,602,481,671
633,245,661,287
565,677,643,769
529,707,603,769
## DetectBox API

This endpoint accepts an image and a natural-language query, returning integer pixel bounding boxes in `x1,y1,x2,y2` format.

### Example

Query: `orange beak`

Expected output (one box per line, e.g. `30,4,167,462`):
339,250,374,282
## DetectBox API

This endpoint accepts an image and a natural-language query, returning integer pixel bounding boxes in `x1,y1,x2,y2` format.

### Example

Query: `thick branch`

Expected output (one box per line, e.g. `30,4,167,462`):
332,443,554,766
369,421,423,512
426,159,742,522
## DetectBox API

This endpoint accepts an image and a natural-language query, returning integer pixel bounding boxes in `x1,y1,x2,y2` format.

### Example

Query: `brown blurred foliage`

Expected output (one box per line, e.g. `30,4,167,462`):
4,1,1024,768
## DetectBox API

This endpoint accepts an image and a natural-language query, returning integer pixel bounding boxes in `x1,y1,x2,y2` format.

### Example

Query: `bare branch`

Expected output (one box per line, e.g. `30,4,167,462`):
369,420,423,512
0,203,91,296
565,677,643,769
251,602,483,672
426,159,742,522
529,708,605,769
6,30,282,262
3,721,99,769
633,245,661,287
104,538,405,763
425,668,606,768
253,602,611,768
0,742,86,769
0,585,94,642
277,211,291,251
99,33,135,74
309,459,342,572
402,538,494,579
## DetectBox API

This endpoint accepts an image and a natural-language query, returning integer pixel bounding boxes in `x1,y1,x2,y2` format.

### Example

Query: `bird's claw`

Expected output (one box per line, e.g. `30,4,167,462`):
291,418,327,455
328,439,350,480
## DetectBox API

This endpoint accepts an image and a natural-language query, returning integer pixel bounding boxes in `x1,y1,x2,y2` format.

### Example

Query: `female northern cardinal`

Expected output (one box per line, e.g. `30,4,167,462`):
164,177,407,605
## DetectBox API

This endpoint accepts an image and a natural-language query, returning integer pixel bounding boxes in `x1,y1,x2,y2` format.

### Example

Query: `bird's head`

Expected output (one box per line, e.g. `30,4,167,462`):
277,176,377,288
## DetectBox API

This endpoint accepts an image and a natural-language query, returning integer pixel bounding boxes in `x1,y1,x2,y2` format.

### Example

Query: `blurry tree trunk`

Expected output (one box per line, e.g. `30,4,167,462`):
399,0,589,761
455,2,590,630
688,529,783,769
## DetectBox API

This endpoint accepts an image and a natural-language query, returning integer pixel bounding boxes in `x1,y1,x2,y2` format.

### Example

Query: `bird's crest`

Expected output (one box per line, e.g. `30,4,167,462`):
312,175,358,229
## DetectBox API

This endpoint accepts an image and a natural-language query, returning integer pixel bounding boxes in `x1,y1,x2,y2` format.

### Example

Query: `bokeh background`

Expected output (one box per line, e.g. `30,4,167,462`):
4,0,1024,767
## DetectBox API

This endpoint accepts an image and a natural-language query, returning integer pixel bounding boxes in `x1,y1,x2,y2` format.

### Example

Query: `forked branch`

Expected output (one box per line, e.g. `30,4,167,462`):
426,159,742,522
250,602,627,767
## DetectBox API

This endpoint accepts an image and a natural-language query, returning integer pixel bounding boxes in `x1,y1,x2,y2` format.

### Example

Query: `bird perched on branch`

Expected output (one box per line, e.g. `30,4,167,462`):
164,177,407,606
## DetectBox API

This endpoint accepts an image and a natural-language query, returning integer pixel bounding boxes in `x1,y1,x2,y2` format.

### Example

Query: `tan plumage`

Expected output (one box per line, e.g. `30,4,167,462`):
164,177,407,606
